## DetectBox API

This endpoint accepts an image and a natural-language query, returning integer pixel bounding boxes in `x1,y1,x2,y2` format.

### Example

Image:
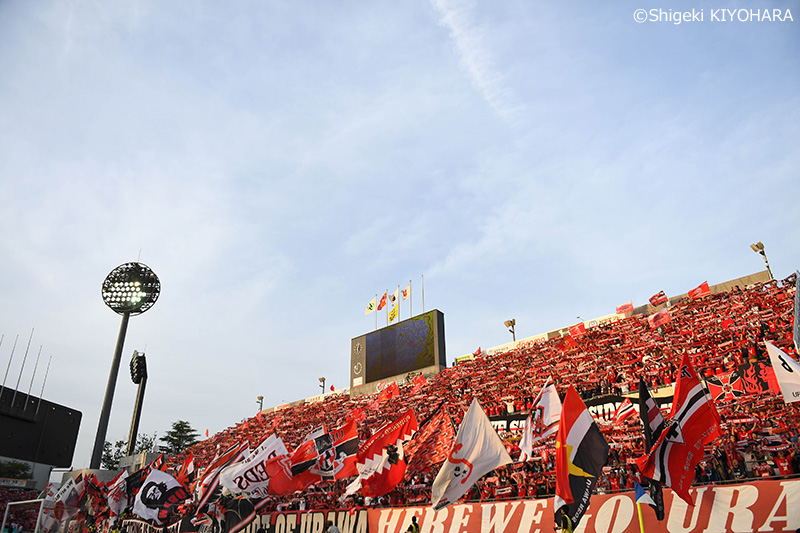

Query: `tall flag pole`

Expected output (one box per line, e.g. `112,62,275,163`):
375,294,378,330
421,274,425,313
405,280,412,317
1,334,19,390
386,289,389,326
397,284,401,321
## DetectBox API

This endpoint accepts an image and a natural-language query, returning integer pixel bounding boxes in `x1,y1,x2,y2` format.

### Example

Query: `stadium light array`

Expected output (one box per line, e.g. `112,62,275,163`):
90,262,161,469
504,319,516,342
750,241,773,279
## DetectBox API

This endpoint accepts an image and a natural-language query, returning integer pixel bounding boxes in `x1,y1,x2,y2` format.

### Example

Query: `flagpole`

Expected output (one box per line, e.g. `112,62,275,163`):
385,289,389,326
636,501,645,533
409,279,412,318
1,334,18,390
23,345,42,410
421,274,425,314
36,356,52,415
375,294,378,331
397,284,401,321
11,328,34,408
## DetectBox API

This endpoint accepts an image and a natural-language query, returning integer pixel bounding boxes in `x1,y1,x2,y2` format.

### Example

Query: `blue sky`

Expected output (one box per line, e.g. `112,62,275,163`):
0,0,797,470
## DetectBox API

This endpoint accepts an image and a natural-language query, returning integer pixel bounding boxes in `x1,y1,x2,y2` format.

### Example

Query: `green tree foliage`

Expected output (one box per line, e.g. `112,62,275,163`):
0,460,32,479
101,433,159,469
159,420,199,454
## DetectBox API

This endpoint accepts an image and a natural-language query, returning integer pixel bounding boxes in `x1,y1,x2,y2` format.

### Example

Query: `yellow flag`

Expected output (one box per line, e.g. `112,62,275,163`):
389,304,398,322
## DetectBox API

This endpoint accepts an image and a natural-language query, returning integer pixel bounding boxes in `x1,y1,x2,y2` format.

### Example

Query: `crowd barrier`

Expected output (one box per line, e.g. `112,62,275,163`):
156,478,799,533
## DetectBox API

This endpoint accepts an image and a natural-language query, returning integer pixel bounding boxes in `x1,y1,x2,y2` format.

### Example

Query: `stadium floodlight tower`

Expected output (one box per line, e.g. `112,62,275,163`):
504,319,516,342
750,241,773,280
90,262,160,469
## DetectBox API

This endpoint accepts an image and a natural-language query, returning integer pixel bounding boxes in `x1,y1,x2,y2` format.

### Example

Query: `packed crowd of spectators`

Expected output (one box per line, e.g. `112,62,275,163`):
174,273,797,510
0,487,40,532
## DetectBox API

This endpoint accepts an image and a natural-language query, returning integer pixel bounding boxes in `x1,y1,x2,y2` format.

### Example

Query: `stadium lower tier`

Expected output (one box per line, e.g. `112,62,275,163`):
116,478,797,533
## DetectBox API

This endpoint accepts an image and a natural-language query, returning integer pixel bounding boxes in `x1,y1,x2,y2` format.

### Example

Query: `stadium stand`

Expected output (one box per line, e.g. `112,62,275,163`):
167,272,798,510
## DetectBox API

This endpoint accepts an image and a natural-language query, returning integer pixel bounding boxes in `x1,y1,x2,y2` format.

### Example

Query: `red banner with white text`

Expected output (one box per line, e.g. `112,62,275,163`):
179,479,800,533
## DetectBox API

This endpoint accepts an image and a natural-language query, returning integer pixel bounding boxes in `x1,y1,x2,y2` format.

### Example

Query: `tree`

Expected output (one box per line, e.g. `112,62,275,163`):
101,440,126,470
0,460,32,479
159,420,199,454
101,433,159,469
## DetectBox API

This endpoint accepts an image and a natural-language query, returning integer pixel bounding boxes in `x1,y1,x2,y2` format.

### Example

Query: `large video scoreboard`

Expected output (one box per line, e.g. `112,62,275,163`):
350,309,445,395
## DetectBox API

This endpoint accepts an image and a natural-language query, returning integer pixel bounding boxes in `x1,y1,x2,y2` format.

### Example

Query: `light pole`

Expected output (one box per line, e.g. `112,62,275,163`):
256,395,263,411
319,377,326,393
126,350,148,457
90,262,160,469
750,241,773,280
504,319,516,342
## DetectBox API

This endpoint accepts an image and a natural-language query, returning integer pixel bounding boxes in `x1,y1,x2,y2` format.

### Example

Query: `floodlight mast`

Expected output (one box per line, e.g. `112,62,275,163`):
89,262,160,470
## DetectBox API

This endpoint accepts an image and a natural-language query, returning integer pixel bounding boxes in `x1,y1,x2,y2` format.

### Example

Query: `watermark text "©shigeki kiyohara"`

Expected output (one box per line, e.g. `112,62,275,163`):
633,8,793,24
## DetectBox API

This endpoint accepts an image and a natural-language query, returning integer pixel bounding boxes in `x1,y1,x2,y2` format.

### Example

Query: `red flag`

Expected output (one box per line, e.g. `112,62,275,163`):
647,309,671,329
649,291,668,306
404,408,456,480
688,281,710,300
568,323,586,337
616,300,634,314
612,398,636,425
256,410,263,424
554,387,609,530
264,454,294,495
377,291,388,311
472,347,482,356
290,420,359,491
205,429,209,438
411,374,427,394
378,381,400,402
349,409,418,498
635,353,722,505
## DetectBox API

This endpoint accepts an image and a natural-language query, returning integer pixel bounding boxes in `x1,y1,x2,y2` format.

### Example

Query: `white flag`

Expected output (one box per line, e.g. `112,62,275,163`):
765,342,800,403
519,377,562,462
365,296,377,315
218,434,288,498
431,398,512,510
133,468,189,524
107,469,130,517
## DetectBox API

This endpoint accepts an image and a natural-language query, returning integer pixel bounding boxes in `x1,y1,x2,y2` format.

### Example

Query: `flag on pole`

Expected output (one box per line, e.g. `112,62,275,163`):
431,398,512,510
389,304,398,323
402,283,411,300
346,409,418,498
647,309,671,329
764,342,800,403
519,377,562,461
649,291,668,306
133,469,189,524
377,291,388,311
365,297,377,315
568,323,587,337
634,481,656,506
612,398,636,425
616,300,634,314
390,287,399,304
638,376,667,520
634,352,722,505
554,386,609,531
688,281,710,300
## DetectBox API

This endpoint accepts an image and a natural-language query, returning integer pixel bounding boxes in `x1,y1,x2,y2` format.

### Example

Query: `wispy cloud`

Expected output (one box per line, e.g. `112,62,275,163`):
429,0,523,121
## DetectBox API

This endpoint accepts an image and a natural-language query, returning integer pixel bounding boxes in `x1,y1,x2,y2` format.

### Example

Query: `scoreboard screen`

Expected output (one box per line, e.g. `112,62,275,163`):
351,309,445,390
